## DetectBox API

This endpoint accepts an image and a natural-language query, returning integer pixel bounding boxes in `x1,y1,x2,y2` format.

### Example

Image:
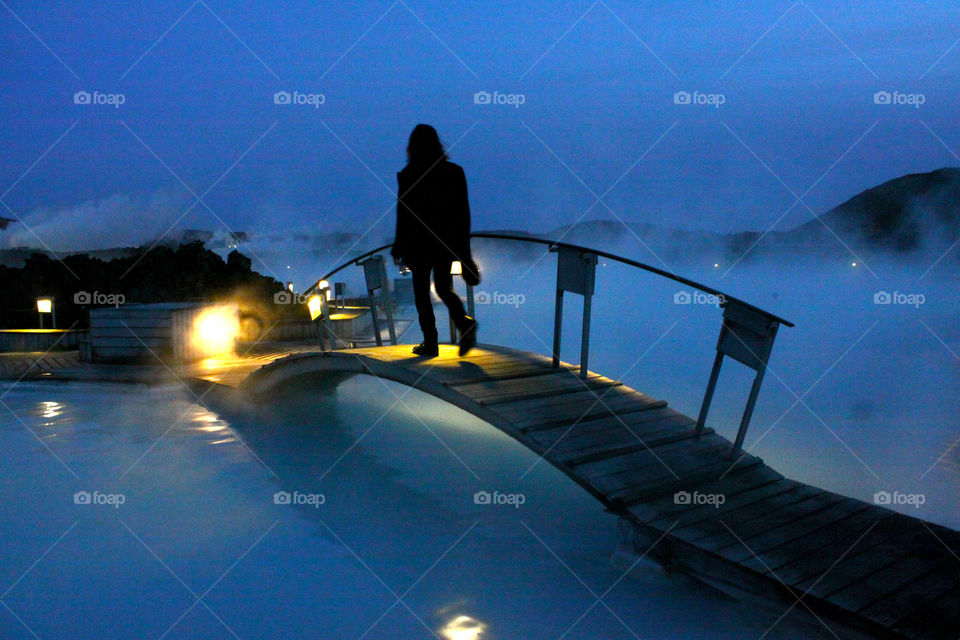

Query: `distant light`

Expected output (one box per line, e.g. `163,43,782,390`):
713,263,719,268
851,262,857,267
307,295,323,321
286,281,294,291
440,615,486,640
191,306,238,358
450,260,462,276
36,298,52,314
318,279,329,291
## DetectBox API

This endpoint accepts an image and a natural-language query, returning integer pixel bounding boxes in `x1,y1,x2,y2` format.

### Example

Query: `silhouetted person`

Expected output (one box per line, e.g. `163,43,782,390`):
392,124,478,357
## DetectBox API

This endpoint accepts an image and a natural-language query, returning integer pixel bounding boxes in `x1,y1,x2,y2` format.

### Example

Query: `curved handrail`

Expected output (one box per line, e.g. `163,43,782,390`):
304,232,793,327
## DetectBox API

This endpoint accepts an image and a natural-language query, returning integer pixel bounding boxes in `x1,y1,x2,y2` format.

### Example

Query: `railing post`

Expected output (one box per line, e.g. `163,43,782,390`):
552,288,564,368
553,246,597,377
360,255,397,347
580,290,593,379
379,258,397,345
697,300,781,458
695,351,723,438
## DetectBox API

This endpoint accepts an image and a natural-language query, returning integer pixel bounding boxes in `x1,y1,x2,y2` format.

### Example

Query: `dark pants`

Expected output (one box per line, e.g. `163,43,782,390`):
411,258,469,344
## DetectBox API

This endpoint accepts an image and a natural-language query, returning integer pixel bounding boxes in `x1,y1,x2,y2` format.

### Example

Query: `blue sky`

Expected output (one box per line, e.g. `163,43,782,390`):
2,0,959,250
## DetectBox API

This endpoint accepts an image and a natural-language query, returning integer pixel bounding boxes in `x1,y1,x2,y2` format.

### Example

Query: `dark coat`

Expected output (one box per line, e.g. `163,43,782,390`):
392,160,471,264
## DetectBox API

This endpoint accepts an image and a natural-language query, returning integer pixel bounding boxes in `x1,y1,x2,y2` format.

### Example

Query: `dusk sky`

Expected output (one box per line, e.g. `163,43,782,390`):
3,1,960,253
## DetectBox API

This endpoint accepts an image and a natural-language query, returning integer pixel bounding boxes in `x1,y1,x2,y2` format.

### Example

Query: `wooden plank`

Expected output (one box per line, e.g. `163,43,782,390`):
640,475,796,530
720,498,872,562
563,427,728,467
671,486,829,546
892,587,960,640
424,362,577,386
859,565,960,628
521,399,670,433
828,551,956,615
577,431,733,477
742,507,893,579
795,517,934,599
502,394,668,432
608,455,765,506
549,415,699,462
456,371,619,405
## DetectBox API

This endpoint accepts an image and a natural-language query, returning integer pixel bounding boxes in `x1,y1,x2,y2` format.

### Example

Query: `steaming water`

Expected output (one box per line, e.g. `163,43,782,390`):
2,243,958,638
1,380,837,639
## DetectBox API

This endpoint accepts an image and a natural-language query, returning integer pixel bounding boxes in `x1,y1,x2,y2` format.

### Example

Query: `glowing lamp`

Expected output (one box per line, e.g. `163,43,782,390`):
191,306,238,358
36,297,55,329
450,261,462,276
286,281,294,292
318,279,332,300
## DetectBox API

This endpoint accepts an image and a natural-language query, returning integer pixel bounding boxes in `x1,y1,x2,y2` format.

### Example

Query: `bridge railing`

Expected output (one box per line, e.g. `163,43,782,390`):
303,232,793,456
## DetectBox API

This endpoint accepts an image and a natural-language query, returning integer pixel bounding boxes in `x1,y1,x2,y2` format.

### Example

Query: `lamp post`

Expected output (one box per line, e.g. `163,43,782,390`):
36,297,55,329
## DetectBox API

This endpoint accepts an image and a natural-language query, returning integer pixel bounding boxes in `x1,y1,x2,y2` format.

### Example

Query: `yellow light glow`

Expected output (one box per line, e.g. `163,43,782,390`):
286,282,294,291
318,279,329,290
851,262,857,267
439,615,486,640
191,306,239,358
36,298,52,313
450,261,462,275
307,294,323,321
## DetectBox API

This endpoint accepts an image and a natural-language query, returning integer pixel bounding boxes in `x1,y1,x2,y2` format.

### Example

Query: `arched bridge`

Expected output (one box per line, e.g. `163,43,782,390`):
222,234,959,640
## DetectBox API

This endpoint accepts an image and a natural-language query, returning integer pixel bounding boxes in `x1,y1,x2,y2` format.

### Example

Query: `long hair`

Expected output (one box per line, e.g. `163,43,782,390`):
406,124,448,167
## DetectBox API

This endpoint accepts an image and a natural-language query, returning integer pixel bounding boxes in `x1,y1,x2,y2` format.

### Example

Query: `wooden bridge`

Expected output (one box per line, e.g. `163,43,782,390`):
16,233,952,639
228,343,960,640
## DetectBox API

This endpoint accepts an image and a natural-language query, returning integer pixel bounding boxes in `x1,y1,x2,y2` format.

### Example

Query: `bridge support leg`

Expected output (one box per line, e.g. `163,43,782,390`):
379,259,397,345
552,288,564,368
730,365,766,458
368,292,382,347
580,292,592,379
696,351,724,439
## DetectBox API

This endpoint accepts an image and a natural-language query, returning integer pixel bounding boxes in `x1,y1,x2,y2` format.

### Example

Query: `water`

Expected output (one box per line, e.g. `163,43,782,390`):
2,248,957,638
1,379,834,639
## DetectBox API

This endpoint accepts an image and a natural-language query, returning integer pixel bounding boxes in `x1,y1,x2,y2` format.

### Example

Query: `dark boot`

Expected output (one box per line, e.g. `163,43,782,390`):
412,342,439,358
458,317,478,356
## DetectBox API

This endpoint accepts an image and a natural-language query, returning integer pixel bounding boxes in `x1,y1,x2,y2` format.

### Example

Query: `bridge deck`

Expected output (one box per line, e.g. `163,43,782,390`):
182,343,960,639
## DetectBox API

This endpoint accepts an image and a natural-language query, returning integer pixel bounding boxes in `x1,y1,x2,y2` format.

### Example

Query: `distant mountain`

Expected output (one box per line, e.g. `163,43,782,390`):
529,168,960,264
784,167,960,253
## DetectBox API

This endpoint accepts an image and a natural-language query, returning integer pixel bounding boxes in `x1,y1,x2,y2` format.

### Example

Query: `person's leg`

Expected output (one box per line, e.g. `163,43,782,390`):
411,262,438,346
432,259,469,330
432,258,478,355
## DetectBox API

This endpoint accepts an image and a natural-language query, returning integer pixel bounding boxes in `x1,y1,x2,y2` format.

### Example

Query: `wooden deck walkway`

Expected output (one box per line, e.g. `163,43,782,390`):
237,343,960,640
